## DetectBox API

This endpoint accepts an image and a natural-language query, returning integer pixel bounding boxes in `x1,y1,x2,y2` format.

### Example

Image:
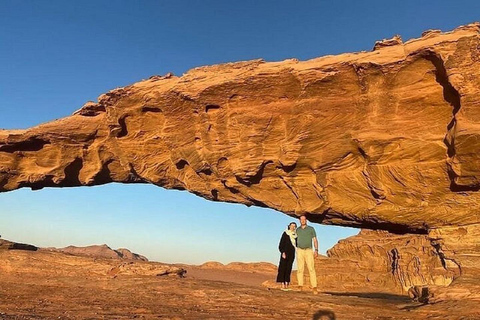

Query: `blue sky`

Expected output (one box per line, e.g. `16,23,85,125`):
1,1,479,264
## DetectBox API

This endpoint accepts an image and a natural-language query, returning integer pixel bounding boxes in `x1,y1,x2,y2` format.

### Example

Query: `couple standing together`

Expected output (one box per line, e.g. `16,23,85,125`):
276,215,318,294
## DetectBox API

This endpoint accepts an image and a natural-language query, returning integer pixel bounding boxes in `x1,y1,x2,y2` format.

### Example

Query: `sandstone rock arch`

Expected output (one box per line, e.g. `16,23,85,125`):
2,23,480,236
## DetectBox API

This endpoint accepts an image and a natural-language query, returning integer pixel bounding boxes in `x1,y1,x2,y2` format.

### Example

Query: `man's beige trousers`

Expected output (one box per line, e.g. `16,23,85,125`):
296,248,317,288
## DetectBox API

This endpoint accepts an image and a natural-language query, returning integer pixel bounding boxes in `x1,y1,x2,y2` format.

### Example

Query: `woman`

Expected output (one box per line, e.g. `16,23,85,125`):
276,222,297,290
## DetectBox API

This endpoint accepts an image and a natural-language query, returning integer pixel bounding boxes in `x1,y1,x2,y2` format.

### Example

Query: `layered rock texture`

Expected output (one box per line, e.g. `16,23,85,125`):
318,230,460,293
1,23,480,301
287,230,462,299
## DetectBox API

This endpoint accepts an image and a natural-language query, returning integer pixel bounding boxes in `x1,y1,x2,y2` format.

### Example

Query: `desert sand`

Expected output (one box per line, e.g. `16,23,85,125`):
1,239,480,320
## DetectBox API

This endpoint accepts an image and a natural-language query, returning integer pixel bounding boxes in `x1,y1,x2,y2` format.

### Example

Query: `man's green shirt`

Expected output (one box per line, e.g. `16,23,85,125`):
296,225,316,249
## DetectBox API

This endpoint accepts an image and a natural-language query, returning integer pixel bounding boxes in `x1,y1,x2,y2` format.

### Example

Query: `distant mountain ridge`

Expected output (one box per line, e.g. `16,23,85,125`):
45,244,148,261
0,237,148,261
199,261,277,273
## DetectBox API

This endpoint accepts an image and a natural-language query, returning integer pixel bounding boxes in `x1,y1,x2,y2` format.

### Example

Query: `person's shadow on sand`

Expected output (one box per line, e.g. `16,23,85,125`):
312,309,336,320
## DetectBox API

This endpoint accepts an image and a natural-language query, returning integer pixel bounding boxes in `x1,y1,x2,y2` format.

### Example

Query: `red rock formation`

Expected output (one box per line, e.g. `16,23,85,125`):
280,226,479,303
299,230,460,294
423,225,480,301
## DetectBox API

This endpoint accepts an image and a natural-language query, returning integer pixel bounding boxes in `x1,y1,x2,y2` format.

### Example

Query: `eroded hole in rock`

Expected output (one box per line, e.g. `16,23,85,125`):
116,116,129,138
141,106,163,113
0,137,50,153
61,158,83,187
175,159,189,170
92,159,114,185
278,162,296,173
235,161,273,187
199,168,213,176
205,104,221,113
211,189,218,200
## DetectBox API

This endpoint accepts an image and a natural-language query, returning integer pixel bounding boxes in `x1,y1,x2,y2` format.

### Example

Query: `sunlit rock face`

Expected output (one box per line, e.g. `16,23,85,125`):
310,230,460,293
1,23,480,234
287,227,480,302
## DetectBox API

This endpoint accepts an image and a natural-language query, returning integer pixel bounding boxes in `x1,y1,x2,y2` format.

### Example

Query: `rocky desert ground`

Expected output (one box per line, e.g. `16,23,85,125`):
1,238,480,320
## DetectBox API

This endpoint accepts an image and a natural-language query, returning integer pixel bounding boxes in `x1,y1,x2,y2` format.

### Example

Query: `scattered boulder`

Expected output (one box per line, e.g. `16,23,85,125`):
408,285,431,303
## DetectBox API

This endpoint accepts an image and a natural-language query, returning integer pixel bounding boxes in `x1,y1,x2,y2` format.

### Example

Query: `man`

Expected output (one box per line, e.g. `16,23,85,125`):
296,215,318,294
